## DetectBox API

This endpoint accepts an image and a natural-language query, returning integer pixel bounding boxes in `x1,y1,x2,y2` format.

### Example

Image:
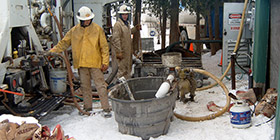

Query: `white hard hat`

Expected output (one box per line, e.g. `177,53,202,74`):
76,6,95,20
118,4,131,14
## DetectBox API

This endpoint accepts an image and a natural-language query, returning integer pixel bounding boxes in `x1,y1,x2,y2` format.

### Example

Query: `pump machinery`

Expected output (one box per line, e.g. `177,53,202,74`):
0,0,122,119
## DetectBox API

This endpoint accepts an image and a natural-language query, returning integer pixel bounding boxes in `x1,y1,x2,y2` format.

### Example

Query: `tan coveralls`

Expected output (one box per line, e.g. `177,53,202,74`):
111,19,137,79
50,22,110,110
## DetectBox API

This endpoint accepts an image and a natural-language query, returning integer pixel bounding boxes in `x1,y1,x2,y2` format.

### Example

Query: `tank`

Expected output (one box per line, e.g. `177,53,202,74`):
109,77,178,140
230,100,251,128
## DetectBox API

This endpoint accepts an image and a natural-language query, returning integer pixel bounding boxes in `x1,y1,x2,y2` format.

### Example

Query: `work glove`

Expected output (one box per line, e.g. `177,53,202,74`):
116,52,124,60
135,24,142,31
100,64,108,72
132,54,141,63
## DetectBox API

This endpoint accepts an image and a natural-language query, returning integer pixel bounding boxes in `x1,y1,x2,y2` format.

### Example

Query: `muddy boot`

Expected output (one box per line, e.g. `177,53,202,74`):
78,108,92,116
101,109,112,118
183,98,192,103
180,98,188,103
189,94,195,102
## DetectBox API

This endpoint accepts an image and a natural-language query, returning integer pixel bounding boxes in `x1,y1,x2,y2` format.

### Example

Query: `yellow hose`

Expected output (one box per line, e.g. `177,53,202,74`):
196,0,249,91
175,1,248,119
176,0,248,121
174,68,230,121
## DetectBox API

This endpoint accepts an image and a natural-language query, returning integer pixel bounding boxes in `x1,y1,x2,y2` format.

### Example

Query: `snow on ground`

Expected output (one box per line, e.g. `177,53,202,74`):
39,50,274,140
0,50,275,140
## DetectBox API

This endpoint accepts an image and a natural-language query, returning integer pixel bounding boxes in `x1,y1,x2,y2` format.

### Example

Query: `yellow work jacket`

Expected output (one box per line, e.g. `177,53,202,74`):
50,22,109,69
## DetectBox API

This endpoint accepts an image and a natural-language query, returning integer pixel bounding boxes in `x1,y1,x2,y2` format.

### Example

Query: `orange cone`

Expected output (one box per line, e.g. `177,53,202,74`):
189,43,194,52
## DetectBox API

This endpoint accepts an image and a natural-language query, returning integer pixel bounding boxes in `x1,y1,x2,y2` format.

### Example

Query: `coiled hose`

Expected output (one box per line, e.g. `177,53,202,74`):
175,0,249,121
174,68,230,121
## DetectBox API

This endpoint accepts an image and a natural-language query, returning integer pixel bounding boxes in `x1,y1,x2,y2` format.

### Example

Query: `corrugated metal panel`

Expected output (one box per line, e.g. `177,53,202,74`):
222,41,250,74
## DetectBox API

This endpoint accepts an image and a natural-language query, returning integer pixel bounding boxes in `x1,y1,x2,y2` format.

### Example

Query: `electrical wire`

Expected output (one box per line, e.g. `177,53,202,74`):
255,115,275,127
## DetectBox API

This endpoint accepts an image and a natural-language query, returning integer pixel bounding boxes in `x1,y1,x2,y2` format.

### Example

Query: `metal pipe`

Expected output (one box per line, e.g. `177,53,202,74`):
166,40,222,53
155,81,170,98
119,77,135,100
231,53,236,89
155,74,174,98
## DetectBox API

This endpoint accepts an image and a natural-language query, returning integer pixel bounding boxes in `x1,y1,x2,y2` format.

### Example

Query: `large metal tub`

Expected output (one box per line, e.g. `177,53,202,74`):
109,77,177,140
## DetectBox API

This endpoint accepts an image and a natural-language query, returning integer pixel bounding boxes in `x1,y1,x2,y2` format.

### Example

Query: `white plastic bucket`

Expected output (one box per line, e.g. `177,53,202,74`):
49,69,67,94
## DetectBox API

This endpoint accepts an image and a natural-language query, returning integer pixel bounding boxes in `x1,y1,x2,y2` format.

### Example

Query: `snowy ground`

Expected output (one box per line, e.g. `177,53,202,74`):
0,50,275,140
38,50,274,140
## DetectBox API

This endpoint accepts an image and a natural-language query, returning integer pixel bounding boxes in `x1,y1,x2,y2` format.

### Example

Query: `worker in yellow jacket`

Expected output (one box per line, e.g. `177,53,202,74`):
111,4,140,79
48,6,111,117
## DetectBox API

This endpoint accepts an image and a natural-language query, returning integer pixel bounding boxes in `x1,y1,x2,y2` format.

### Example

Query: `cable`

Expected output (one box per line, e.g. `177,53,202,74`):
255,115,275,127
234,52,251,74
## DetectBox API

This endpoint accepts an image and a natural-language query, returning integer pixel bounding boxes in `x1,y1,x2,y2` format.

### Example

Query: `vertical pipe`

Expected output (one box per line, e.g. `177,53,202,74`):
252,0,270,95
231,53,236,90
105,4,112,35
249,72,253,88
71,0,75,26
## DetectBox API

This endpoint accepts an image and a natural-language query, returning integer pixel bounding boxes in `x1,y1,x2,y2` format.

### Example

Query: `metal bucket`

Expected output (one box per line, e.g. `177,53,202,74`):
109,77,177,140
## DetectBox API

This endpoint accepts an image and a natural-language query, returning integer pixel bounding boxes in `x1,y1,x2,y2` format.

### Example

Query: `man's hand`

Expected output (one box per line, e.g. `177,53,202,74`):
101,64,108,72
44,51,57,56
116,53,124,60
135,24,142,31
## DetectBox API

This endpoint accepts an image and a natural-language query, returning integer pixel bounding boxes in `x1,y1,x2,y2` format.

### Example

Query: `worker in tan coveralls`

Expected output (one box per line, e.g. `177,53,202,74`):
111,4,140,79
48,6,111,117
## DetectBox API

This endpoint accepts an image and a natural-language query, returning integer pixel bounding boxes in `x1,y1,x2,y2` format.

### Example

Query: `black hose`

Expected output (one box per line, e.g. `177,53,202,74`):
246,99,256,116
234,57,250,74
233,45,251,74
255,115,275,127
